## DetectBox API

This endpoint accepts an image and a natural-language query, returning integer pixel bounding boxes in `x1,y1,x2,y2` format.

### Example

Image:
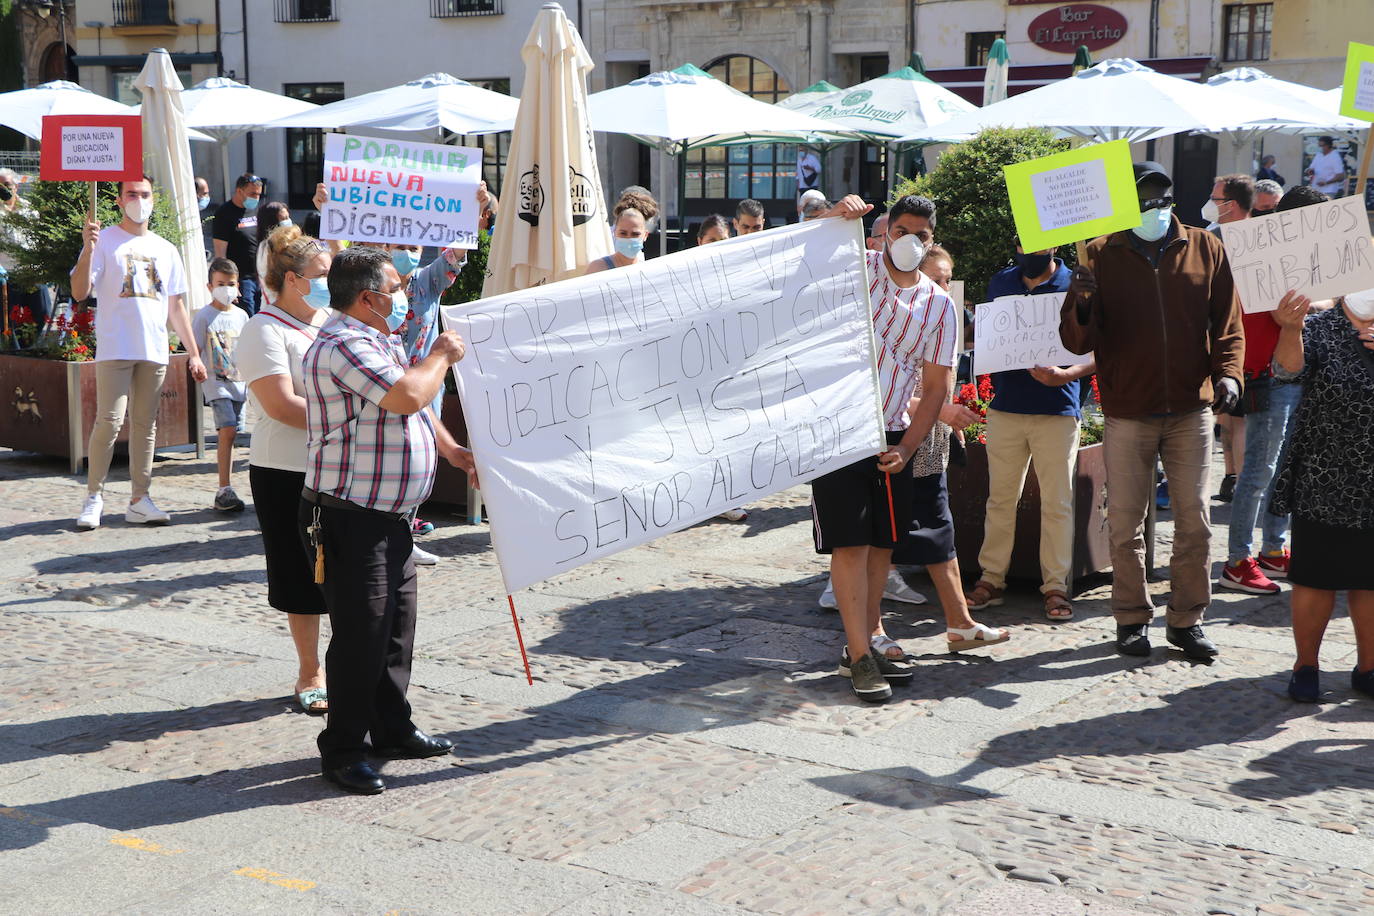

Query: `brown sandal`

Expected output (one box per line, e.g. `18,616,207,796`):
965,580,1004,611
1044,591,1073,621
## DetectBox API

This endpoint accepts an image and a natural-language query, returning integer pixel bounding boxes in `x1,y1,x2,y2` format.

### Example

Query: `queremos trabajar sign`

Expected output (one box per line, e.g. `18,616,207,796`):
1028,4,1128,54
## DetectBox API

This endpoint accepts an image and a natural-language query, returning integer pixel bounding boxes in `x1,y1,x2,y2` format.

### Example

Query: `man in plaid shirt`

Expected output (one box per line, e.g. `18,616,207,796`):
299,246,475,795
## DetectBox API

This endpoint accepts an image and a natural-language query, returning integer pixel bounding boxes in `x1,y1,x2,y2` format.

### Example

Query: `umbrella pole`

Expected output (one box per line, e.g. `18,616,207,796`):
220,139,232,201
659,146,668,258
677,147,686,256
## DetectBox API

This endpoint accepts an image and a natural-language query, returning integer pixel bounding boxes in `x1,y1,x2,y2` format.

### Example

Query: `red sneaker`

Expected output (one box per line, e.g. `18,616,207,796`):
1219,557,1281,595
1257,550,1290,580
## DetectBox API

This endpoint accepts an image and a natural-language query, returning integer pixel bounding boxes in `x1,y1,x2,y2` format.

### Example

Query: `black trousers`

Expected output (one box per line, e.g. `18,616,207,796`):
298,499,417,768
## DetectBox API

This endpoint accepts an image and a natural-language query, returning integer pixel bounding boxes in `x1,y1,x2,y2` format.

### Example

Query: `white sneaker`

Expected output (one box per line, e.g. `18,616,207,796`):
883,569,927,605
818,578,837,610
76,493,103,530
411,544,439,566
125,495,171,525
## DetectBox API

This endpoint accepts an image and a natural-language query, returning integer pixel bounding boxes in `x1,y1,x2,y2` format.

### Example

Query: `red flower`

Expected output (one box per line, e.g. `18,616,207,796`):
1090,374,1101,403
977,374,994,401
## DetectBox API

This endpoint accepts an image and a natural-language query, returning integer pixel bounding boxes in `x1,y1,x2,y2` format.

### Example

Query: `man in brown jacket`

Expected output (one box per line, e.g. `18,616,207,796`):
1060,161,1244,660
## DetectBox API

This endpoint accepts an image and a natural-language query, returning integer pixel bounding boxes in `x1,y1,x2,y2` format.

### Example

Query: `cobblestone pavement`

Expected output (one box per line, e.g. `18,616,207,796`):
2,433,1373,915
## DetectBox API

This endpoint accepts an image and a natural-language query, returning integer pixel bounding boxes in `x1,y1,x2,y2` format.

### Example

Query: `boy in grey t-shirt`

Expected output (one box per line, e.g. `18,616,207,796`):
193,258,250,511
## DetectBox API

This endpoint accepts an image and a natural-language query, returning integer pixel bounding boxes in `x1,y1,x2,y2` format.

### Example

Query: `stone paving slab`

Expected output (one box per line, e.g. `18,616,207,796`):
6,437,1374,914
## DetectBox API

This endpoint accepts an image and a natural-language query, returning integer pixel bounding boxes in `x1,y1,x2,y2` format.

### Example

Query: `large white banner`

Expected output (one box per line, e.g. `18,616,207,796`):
441,218,884,593
1220,196,1374,313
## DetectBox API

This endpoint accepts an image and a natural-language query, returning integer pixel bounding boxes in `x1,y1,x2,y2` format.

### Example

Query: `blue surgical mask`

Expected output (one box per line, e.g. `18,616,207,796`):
391,248,420,276
302,276,331,311
1132,206,1173,242
278,218,292,228
614,237,644,259
368,289,410,333
243,195,259,212
197,195,210,211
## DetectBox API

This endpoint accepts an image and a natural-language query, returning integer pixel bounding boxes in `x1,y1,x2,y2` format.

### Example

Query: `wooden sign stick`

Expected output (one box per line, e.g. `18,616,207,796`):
87,180,98,223
1356,128,1373,201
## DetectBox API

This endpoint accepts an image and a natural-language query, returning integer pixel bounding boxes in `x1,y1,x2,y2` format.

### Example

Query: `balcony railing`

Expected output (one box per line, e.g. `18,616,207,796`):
112,0,175,27
274,0,337,23
431,0,501,18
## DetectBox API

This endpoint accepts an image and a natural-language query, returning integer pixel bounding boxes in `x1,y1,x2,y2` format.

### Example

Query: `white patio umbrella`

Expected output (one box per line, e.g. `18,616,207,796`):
134,50,209,318
1203,68,1368,172
482,1,613,297
267,72,519,135
901,58,1280,145
0,79,136,139
168,77,319,198
587,64,841,252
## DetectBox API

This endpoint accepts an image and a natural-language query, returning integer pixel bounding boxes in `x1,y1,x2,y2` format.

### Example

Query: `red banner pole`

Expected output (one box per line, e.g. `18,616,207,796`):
507,594,533,685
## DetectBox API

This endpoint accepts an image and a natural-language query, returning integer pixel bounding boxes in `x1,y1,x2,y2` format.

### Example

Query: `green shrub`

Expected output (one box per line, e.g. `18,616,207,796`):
890,128,1072,305
0,180,186,295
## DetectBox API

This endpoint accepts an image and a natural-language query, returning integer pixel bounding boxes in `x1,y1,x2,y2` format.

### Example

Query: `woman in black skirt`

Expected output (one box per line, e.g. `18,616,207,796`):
237,226,333,713
1270,287,1374,702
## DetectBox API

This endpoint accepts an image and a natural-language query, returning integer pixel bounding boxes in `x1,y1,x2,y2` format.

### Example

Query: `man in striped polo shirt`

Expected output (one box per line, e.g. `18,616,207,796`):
300,246,476,795
812,195,1010,703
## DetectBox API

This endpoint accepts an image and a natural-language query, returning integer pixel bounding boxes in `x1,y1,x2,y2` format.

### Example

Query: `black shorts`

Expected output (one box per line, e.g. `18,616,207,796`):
249,464,327,614
893,472,957,566
811,431,914,553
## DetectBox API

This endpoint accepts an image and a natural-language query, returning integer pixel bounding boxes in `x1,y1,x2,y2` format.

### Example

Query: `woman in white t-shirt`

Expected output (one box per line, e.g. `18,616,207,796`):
237,226,333,714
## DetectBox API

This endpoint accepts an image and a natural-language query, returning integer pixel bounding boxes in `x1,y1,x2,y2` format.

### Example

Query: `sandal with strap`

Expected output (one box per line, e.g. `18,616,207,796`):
297,687,328,715
947,623,1011,652
964,580,1005,611
870,633,905,660
1044,591,1074,621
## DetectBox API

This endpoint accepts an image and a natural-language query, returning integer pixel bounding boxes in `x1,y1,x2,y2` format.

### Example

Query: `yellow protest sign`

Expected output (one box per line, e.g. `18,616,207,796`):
1004,140,1139,253
1339,41,1374,122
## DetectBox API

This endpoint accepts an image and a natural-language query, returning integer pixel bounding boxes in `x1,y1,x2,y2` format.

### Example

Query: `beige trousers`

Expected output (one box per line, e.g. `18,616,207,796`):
87,359,166,499
1104,409,1213,627
977,409,1080,594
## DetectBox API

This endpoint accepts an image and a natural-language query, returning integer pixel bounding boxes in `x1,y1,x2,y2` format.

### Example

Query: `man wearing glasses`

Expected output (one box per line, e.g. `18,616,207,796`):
1059,162,1244,661
213,173,264,314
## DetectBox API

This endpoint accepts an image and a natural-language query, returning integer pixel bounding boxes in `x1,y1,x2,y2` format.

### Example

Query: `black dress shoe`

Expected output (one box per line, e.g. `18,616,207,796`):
1115,623,1152,656
1167,624,1219,660
322,760,385,795
372,729,454,759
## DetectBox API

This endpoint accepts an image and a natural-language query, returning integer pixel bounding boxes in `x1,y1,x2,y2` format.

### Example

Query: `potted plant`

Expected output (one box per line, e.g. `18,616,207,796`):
945,374,1111,589
0,180,199,471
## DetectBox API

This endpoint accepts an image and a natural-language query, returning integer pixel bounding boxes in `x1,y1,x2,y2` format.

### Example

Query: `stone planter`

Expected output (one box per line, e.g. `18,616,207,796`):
0,352,200,474
946,441,1110,592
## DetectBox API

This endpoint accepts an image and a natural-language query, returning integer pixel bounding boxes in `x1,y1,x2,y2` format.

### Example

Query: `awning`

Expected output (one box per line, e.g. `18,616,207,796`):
924,56,1214,105
71,52,219,69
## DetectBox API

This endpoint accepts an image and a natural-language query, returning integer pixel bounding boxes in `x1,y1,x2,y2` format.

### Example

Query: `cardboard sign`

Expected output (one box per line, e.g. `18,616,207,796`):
1340,41,1374,122
441,218,885,593
973,292,1089,375
1004,140,1139,252
320,134,483,248
39,115,143,181
1219,197,1374,314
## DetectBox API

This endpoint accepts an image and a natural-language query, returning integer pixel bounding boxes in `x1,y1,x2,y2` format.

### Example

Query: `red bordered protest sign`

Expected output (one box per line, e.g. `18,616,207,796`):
39,115,143,181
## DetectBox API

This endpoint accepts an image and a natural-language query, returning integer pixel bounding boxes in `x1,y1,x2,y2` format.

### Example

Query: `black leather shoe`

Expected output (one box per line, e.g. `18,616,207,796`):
372,729,454,759
322,760,385,795
1167,624,1219,660
1115,624,1152,656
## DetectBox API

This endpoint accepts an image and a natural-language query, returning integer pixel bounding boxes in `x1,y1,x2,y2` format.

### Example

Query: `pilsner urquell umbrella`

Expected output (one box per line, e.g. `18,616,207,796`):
135,49,209,317
483,1,613,297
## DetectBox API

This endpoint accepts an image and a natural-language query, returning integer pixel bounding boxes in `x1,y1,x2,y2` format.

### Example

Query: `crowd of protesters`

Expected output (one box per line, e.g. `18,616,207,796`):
4,144,1366,793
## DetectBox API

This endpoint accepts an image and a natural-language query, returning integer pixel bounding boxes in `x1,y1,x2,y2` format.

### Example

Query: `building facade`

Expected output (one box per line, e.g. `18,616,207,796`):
16,1,77,89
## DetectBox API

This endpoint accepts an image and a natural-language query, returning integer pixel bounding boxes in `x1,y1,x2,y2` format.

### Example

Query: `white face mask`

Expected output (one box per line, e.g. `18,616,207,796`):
886,233,925,272
210,285,239,307
124,197,154,224
1200,199,1221,224
1345,287,1374,321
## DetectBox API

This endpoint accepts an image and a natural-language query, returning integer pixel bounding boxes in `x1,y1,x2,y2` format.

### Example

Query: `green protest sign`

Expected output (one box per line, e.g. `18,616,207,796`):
1004,140,1139,254
1339,41,1374,122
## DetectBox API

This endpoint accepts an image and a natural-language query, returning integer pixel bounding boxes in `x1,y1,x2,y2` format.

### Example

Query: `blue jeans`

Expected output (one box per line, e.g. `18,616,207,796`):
1227,380,1302,563
236,275,259,317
